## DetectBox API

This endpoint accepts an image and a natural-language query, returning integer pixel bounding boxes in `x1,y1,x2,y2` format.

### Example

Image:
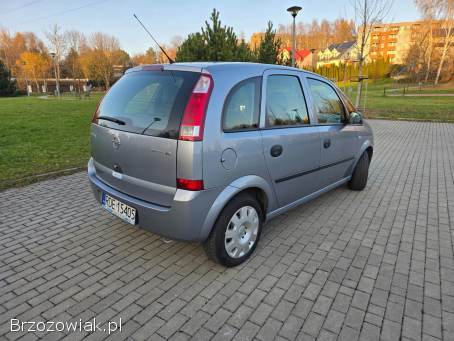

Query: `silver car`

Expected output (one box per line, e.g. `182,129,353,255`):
88,62,373,266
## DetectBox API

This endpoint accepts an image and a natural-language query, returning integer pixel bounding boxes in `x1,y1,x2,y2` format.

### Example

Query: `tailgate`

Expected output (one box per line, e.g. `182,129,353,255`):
90,68,200,207
91,125,177,206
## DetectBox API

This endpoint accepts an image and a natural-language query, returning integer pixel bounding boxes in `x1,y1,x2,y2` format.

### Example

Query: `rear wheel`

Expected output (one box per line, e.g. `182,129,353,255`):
348,152,370,191
204,193,263,267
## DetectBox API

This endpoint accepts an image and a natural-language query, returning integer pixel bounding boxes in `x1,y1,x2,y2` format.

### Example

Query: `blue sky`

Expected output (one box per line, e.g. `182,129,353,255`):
0,0,421,55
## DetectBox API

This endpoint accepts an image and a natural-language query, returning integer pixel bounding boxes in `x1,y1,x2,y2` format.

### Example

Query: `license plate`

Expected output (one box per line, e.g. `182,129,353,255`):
102,193,136,225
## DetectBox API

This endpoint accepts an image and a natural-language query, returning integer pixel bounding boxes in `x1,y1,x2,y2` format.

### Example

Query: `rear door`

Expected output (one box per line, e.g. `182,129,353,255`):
91,69,199,207
260,70,321,207
305,77,358,188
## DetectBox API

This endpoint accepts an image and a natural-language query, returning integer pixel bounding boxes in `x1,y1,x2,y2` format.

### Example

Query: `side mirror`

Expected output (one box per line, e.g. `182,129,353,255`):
349,111,363,124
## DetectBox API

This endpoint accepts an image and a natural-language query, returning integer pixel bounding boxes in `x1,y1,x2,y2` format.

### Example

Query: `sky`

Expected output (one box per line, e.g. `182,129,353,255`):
0,0,421,55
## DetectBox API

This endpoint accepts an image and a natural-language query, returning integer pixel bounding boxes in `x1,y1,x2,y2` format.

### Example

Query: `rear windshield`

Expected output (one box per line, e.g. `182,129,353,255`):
95,70,199,138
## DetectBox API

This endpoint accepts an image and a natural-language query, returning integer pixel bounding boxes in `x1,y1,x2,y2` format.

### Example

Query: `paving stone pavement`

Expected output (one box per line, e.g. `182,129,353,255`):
1,119,454,341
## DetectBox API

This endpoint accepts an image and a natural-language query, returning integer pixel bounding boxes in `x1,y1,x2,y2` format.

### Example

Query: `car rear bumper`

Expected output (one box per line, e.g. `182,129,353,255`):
87,158,220,242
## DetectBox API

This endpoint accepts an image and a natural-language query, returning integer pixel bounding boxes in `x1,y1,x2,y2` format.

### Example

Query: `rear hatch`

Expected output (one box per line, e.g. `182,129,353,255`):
91,67,200,207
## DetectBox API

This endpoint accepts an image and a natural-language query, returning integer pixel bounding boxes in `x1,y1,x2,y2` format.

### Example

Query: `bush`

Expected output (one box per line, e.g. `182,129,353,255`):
0,60,17,96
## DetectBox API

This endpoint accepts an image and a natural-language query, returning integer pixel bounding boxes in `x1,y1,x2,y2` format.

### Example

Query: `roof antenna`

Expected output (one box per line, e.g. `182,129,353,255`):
133,13,174,64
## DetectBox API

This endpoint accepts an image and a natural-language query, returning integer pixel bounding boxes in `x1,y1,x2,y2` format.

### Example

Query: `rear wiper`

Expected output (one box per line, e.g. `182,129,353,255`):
141,117,161,134
97,116,126,125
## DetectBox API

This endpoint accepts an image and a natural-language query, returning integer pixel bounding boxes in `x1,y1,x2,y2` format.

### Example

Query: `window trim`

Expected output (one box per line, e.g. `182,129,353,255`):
221,76,262,133
264,74,311,129
306,77,348,126
334,83,364,126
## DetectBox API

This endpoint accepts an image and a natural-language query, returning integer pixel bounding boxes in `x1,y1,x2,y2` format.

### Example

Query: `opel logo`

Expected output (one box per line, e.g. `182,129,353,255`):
112,135,121,149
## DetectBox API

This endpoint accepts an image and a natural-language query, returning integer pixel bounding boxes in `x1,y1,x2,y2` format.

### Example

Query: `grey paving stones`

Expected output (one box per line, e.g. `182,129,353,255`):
1,120,453,340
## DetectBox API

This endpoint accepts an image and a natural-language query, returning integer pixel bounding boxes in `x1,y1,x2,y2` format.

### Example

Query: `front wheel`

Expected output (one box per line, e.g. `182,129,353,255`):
348,152,370,191
204,193,263,267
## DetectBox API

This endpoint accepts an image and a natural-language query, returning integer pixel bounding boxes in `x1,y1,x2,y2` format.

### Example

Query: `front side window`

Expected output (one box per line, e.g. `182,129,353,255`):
339,91,356,114
223,77,260,132
266,75,309,127
307,78,345,124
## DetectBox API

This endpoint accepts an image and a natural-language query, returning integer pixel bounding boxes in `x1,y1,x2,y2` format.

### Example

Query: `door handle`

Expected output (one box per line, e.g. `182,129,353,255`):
270,145,283,157
323,138,331,149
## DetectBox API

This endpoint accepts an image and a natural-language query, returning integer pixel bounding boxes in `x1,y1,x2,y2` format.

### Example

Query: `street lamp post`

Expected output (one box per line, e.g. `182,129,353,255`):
287,6,302,68
50,52,60,97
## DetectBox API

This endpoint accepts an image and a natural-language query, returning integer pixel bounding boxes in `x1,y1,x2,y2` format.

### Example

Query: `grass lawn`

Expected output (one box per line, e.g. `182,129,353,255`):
390,88,454,95
0,94,101,189
341,79,454,122
1,79,453,189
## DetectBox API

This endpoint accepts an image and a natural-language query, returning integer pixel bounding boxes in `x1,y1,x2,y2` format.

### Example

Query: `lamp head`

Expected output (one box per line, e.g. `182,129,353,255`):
287,6,302,18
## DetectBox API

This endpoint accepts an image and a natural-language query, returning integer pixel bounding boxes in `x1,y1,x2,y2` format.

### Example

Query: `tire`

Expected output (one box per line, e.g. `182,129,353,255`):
204,193,263,267
348,152,370,191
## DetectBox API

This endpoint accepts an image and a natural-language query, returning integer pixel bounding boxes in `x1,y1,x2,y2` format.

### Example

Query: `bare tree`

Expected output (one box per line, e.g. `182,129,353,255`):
66,30,87,53
90,32,120,53
45,24,67,95
434,0,454,84
353,0,393,107
65,30,86,92
0,29,12,71
415,0,437,82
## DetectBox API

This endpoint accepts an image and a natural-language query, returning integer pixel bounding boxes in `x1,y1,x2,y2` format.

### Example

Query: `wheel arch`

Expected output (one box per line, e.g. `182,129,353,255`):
365,146,373,161
347,139,373,176
199,175,276,241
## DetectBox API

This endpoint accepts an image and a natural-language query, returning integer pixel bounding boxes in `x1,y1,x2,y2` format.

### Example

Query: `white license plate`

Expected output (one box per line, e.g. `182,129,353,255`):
102,193,136,225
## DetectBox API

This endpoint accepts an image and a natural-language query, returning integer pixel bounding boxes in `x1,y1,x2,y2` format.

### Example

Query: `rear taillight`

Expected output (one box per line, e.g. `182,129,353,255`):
179,74,213,141
177,178,204,191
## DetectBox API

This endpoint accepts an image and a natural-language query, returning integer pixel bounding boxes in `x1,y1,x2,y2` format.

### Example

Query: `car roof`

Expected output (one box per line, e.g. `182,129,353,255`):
127,62,319,77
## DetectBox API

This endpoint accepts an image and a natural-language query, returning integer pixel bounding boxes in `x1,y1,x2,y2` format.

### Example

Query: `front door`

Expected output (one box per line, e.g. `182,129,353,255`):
305,77,358,188
260,70,321,207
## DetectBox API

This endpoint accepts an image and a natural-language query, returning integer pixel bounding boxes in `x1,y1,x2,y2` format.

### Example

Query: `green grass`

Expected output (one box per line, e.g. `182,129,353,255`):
0,95,101,188
340,79,454,121
391,88,454,95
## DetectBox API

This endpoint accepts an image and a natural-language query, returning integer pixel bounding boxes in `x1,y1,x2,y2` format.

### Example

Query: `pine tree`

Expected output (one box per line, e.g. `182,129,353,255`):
202,9,238,61
176,9,255,62
235,39,255,62
176,33,207,62
0,60,17,96
256,21,281,64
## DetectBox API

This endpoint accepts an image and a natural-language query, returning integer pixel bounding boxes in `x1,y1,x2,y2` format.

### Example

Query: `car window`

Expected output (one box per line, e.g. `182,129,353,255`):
266,75,309,127
96,70,199,138
223,77,260,132
339,91,356,114
307,78,345,124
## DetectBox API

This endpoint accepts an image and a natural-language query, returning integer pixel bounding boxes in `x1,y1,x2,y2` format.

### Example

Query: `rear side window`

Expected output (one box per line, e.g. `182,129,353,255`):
223,77,261,132
307,78,346,124
96,70,199,138
266,75,309,127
